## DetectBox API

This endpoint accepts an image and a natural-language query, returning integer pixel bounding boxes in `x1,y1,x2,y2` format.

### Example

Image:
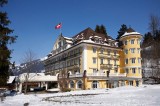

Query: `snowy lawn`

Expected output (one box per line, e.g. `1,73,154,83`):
0,85,160,106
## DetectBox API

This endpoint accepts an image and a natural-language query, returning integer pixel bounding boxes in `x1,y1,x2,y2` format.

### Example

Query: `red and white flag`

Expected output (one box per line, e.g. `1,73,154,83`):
55,23,62,29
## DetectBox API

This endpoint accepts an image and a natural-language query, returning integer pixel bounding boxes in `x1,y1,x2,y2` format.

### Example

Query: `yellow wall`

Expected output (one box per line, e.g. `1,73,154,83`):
120,35,142,78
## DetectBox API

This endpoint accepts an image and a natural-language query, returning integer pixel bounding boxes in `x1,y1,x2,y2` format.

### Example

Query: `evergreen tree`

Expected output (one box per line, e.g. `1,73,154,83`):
95,25,100,33
95,24,107,35
100,25,107,35
0,0,17,86
116,24,128,40
142,32,154,47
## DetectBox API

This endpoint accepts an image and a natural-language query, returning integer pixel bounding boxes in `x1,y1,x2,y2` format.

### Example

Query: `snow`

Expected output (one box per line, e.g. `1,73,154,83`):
19,73,57,82
64,37,72,40
7,76,16,84
1,85,160,106
121,32,141,37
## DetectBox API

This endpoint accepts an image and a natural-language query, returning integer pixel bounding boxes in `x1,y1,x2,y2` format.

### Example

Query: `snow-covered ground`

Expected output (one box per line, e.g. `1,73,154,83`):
0,85,160,106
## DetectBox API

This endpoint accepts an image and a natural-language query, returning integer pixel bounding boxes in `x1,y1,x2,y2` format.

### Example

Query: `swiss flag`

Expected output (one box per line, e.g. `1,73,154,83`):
55,23,62,29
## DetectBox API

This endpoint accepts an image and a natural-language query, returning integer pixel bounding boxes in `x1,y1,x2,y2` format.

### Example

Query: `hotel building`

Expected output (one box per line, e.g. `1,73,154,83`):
43,27,142,90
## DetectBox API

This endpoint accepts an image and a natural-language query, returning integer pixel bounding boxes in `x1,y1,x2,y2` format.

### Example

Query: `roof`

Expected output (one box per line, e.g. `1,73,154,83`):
7,76,16,84
72,27,114,41
19,73,57,82
120,27,141,39
126,27,135,33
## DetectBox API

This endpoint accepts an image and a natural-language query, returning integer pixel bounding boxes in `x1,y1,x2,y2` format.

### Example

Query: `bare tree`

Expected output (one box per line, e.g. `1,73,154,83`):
148,14,160,37
21,49,37,94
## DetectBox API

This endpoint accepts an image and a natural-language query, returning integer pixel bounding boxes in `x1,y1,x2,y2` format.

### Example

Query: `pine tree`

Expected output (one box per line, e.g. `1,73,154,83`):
0,0,17,86
116,24,128,40
95,24,107,35
95,25,100,33
142,32,154,47
100,25,107,35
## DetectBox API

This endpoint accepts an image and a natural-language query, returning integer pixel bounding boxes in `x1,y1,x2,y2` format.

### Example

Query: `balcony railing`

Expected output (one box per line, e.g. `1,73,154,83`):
98,53,111,58
109,73,126,77
87,73,106,76
100,64,113,69
112,55,120,59
67,64,80,70
69,73,83,78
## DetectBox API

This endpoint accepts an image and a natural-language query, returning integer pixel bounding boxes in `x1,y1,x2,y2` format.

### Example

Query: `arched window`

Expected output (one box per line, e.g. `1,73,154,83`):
77,80,82,89
70,80,74,88
92,81,99,88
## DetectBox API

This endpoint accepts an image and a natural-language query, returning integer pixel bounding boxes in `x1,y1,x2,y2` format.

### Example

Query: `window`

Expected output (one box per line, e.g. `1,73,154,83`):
114,60,117,65
107,50,110,55
138,58,141,63
132,68,136,74
70,80,74,88
129,81,133,86
131,58,136,63
137,48,140,54
58,41,61,48
108,59,110,64
130,48,135,53
124,40,127,45
93,47,96,53
126,68,129,74
124,49,128,54
131,39,135,44
93,58,96,64
121,81,125,86
92,81,99,88
100,49,104,54
100,58,104,64
93,69,97,73
114,51,117,56
125,59,128,64
77,80,82,89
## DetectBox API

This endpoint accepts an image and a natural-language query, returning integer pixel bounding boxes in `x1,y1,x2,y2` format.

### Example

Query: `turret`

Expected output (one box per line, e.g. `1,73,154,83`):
120,27,142,79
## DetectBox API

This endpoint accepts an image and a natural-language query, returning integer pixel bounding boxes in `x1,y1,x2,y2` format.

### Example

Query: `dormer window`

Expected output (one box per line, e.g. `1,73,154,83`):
58,41,61,48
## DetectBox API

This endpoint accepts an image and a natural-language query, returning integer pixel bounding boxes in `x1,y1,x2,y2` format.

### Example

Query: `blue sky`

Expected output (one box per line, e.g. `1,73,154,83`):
2,0,160,64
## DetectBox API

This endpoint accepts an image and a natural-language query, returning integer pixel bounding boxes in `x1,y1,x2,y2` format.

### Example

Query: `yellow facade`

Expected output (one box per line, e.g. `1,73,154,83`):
44,28,142,91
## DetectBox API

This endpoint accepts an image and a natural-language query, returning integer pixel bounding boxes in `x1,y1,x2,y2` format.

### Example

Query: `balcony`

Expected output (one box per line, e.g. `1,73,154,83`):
109,73,126,77
98,53,111,58
113,65,119,69
87,73,106,76
100,64,113,69
112,55,120,59
67,64,80,70
69,73,83,78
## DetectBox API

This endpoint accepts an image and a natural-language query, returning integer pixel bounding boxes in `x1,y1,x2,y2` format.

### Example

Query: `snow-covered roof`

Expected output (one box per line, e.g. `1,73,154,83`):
19,73,57,82
7,76,16,84
64,37,72,40
121,32,141,37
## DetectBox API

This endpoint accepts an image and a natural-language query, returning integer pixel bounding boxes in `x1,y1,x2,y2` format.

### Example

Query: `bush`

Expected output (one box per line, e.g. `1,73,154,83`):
61,88,71,92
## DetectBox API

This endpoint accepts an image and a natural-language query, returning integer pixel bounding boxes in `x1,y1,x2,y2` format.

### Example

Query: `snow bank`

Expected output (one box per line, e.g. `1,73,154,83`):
1,85,160,106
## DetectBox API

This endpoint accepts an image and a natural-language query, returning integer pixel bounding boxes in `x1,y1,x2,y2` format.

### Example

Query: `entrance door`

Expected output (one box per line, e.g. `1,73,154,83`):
92,81,99,88
136,81,139,87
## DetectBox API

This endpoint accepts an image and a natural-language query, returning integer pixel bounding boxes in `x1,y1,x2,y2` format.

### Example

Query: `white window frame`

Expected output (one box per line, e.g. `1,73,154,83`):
93,47,96,53
130,48,135,53
132,68,136,74
130,39,135,44
131,58,136,63
125,59,128,64
93,57,96,64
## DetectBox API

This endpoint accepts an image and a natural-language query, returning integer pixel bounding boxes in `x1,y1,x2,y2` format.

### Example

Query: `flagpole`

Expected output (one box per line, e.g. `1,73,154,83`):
60,22,62,35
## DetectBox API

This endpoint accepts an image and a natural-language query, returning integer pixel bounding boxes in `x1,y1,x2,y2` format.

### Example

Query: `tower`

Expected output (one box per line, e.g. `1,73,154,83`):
120,27,142,86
